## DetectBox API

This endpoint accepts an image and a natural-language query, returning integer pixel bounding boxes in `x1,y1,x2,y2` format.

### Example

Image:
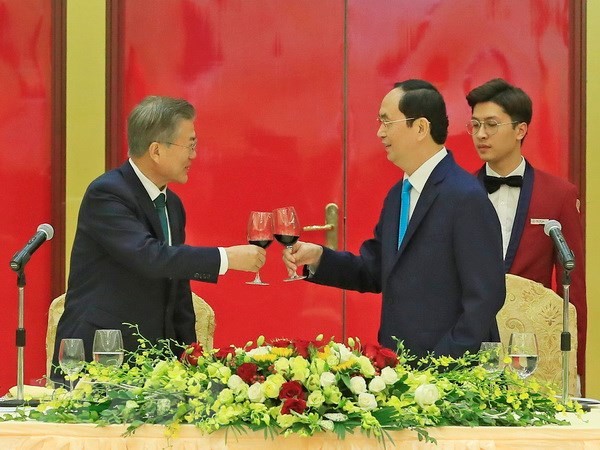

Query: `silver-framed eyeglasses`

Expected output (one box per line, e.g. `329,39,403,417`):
377,117,415,129
466,119,518,136
163,141,197,153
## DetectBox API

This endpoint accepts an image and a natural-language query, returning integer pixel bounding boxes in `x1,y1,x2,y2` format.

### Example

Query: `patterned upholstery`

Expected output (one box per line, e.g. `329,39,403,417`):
44,292,216,385
497,274,578,395
45,293,66,387
192,292,216,350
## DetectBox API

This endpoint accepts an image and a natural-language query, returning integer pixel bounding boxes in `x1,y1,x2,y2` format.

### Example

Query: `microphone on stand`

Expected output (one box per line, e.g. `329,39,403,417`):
543,220,575,270
9,224,54,272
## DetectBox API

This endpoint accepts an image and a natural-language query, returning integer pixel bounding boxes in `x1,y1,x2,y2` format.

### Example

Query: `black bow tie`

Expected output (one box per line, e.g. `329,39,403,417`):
483,175,523,194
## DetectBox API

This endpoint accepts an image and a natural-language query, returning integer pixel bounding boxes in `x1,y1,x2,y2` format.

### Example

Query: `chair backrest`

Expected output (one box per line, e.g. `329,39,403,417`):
45,293,66,384
45,292,216,381
192,292,216,351
497,274,578,395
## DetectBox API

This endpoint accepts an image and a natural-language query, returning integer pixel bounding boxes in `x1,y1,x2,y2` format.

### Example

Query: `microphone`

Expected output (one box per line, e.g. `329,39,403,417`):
543,220,575,271
9,224,54,272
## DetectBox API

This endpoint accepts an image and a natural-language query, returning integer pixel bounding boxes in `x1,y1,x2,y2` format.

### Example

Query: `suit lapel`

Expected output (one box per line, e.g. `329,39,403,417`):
476,161,534,272
120,162,165,241
394,153,450,259
504,161,534,271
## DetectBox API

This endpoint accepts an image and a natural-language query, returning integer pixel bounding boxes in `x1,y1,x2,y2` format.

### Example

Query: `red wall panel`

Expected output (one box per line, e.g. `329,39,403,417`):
0,1,54,393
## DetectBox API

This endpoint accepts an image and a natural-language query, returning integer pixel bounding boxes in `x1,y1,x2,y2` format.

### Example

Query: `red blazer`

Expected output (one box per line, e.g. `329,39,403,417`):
477,162,587,390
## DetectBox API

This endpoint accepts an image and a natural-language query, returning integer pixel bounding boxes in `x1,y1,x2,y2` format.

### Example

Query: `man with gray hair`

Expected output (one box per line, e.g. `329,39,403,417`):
52,96,265,374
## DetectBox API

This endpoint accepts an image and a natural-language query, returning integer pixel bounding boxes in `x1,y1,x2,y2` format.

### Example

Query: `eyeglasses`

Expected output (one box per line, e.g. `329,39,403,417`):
377,117,415,129
466,119,518,136
163,141,197,153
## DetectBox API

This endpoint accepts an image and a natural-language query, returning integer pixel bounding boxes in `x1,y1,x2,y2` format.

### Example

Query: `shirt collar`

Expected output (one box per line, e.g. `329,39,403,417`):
405,147,448,193
485,156,525,178
128,158,167,202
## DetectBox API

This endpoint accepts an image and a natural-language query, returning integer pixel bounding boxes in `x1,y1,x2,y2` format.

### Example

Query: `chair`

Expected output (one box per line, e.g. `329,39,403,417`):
191,292,216,351
44,292,216,380
45,293,66,386
497,274,578,395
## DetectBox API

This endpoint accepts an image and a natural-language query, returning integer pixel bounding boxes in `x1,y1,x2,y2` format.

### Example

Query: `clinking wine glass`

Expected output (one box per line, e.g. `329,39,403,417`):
58,338,85,391
507,332,539,379
92,329,124,367
273,206,306,282
246,211,273,285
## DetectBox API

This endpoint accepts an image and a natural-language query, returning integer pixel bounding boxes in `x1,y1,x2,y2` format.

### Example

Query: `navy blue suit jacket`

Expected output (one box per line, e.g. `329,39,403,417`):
53,161,221,366
309,152,505,358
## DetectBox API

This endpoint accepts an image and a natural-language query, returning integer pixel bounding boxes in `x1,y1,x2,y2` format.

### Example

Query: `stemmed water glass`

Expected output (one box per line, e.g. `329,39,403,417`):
273,206,306,282
92,329,124,367
507,332,539,379
479,341,505,373
58,338,85,391
246,211,273,285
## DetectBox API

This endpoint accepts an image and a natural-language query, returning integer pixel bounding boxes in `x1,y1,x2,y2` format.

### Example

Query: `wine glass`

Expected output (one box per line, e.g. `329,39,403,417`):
273,206,306,282
479,341,505,373
246,211,273,285
92,329,124,367
58,338,85,391
507,332,539,379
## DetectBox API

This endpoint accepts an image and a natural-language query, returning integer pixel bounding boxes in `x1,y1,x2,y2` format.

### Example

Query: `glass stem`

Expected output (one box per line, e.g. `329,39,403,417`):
253,272,262,283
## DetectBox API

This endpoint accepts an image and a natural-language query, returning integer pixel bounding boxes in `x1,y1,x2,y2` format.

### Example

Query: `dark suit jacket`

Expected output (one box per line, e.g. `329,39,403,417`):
53,161,221,368
310,152,506,359
476,161,587,383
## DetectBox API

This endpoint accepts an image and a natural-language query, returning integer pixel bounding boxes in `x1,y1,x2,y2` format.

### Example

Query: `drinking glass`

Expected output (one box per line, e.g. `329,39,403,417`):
246,211,273,285
507,332,539,379
92,329,124,367
273,206,306,281
479,341,505,373
58,338,85,391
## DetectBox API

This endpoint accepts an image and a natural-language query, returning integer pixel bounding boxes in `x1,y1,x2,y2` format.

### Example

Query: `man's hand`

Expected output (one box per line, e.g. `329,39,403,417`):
282,241,323,277
225,245,266,272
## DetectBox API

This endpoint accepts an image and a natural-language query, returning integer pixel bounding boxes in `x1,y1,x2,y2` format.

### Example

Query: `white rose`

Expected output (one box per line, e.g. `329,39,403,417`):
247,382,266,403
414,383,440,408
357,392,377,411
333,344,353,363
320,372,336,388
380,366,399,385
349,376,367,394
227,374,245,390
247,346,270,357
368,376,386,393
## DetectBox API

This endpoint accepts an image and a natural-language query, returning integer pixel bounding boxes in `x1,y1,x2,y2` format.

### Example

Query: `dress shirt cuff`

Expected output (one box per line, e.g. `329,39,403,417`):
218,247,228,275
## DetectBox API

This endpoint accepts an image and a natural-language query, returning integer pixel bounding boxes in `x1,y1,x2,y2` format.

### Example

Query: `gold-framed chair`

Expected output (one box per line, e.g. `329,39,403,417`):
45,292,216,384
192,292,216,350
497,274,578,395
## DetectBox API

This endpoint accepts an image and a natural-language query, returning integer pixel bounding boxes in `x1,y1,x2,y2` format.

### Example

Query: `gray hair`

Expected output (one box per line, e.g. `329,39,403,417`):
127,96,196,157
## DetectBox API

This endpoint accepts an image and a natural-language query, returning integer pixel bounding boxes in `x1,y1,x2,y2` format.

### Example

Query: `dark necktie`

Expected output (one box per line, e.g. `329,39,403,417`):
483,175,523,194
153,193,170,243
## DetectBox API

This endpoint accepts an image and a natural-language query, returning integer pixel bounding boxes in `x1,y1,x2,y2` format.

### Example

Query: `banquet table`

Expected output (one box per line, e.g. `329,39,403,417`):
0,408,599,450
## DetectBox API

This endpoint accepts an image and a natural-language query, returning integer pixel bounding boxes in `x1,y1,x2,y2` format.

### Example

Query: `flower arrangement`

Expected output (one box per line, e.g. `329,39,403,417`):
7,327,582,445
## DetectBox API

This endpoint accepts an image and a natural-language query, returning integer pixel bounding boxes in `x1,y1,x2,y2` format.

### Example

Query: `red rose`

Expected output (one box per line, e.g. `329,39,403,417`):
293,340,313,358
278,380,305,400
281,397,307,415
376,347,398,368
362,343,380,361
215,346,236,360
269,338,293,348
236,362,258,384
180,342,203,366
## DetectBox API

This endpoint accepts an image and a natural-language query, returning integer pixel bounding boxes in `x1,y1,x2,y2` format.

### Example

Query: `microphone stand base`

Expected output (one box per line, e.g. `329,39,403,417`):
0,398,40,407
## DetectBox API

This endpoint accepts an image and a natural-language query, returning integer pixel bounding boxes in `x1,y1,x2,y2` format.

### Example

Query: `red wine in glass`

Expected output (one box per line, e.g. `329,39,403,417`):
273,206,306,281
246,211,273,285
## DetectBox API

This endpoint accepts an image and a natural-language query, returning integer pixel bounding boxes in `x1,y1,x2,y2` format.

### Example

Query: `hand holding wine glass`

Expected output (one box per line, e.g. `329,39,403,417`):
93,329,124,367
246,211,273,285
507,332,539,379
58,338,85,391
273,206,306,281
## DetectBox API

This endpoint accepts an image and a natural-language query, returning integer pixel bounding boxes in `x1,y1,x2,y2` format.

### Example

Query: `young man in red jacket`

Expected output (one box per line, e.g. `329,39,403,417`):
466,78,587,393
